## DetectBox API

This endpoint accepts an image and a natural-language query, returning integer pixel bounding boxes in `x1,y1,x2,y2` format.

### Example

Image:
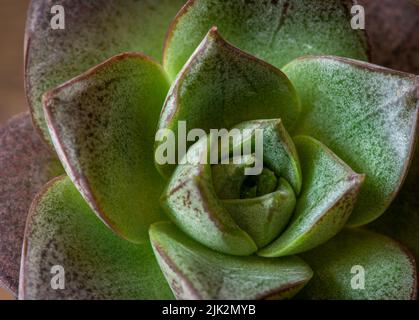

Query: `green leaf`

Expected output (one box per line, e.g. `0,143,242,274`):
25,0,186,143
163,0,369,79
156,28,300,178
258,136,364,257
150,221,313,300
20,176,173,300
43,53,170,243
298,228,417,300
368,144,419,285
283,56,419,226
0,113,63,296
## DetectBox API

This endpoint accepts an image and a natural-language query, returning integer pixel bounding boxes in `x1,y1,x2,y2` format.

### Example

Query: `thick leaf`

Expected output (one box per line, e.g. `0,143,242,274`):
0,113,63,296
156,28,300,177
20,176,173,300
258,136,364,257
298,229,417,300
163,0,369,79
43,53,170,243
25,0,186,143
368,144,419,282
150,221,313,300
160,120,302,255
360,0,419,74
283,56,419,226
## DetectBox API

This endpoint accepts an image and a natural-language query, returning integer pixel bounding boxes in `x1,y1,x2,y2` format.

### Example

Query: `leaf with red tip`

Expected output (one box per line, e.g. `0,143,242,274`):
150,221,313,300
43,53,170,243
0,113,63,296
20,176,173,300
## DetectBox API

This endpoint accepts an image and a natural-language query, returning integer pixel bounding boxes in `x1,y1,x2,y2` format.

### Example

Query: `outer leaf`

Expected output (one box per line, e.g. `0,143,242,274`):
298,229,417,300
150,221,313,300
156,28,300,178
43,53,170,243
163,0,369,79
0,113,63,296
359,0,419,75
25,0,186,143
368,145,419,282
258,136,364,257
19,176,173,300
283,56,419,226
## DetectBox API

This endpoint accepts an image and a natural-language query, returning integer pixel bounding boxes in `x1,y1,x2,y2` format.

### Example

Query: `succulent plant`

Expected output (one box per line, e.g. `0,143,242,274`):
0,0,418,300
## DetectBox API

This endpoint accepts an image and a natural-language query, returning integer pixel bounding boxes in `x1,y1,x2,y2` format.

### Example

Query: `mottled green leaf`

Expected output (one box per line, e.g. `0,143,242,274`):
25,0,186,143
283,56,419,226
298,229,417,300
156,28,300,178
43,53,170,243
163,0,368,79
258,136,364,257
0,113,63,296
20,176,173,300
150,221,313,300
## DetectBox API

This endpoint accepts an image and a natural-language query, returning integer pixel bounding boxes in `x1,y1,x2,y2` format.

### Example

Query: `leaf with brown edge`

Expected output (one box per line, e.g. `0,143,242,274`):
258,136,364,258
163,0,369,80
0,112,63,296
20,176,173,300
25,0,186,144
283,56,419,227
43,53,170,243
156,28,300,178
298,228,417,300
150,221,313,300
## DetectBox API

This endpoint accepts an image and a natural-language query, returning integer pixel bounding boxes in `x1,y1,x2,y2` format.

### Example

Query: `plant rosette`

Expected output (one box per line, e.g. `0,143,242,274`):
1,0,418,300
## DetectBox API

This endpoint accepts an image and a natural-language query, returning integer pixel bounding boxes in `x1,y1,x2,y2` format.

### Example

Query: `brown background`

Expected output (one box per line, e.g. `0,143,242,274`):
0,0,30,299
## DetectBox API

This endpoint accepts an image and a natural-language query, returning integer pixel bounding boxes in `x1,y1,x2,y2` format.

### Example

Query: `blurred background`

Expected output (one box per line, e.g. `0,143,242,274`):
0,0,30,299
0,0,29,126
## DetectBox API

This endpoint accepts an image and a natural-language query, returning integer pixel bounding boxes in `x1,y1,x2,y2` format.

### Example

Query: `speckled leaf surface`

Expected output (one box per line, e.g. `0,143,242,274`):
368,145,419,281
0,113,63,296
157,28,300,178
298,229,417,300
283,56,419,226
25,0,186,143
150,221,313,300
20,176,173,300
163,0,368,79
258,136,364,257
43,53,170,243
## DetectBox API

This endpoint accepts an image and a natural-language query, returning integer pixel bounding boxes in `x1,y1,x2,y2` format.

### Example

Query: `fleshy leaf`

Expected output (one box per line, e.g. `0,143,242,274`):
25,0,185,143
298,229,417,300
150,221,313,300
360,0,419,74
163,0,369,79
160,119,301,255
368,144,419,283
20,176,173,300
0,113,63,296
283,56,419,226
43,53,170,243
156,28,300,178
258,136,364,258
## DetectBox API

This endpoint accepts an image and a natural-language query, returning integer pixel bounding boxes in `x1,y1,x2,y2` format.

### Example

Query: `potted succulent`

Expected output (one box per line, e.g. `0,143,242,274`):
0,0,418,300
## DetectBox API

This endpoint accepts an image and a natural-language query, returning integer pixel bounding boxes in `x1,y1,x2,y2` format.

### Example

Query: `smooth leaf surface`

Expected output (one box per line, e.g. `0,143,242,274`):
283,56,419,226
0,113,63,296
259,136,364,257
163,0,369,79
298,229,417,300
20,176,173,300
157,28,300,177
150,221,313,300
25,0,186,143
43,53,170,243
